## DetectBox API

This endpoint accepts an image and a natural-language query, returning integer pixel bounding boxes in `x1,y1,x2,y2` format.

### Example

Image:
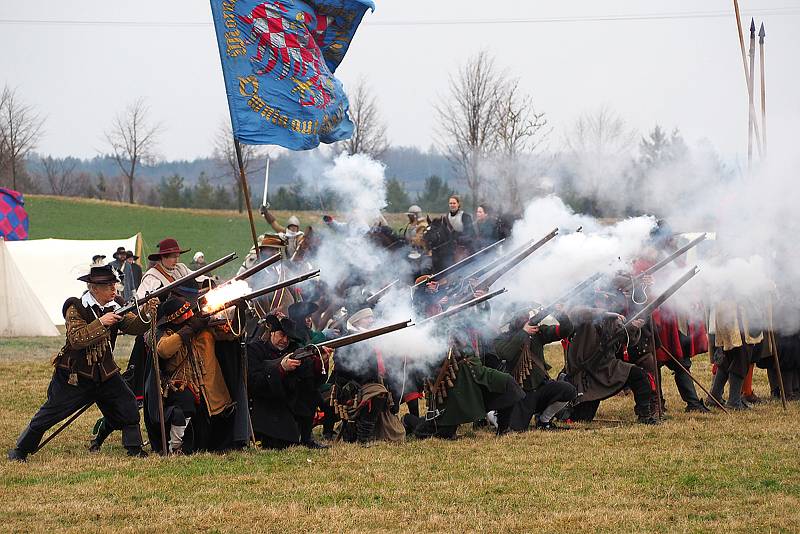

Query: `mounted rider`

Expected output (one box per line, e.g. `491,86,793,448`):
260,206,305,259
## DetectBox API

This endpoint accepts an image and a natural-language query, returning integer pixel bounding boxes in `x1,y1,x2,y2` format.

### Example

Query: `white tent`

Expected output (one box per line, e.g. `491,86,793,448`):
0,238,59,336
4,235,139,327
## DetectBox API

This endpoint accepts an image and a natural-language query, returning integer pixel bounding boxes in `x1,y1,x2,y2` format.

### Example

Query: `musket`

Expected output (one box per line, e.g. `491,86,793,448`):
472,228,559,292
569,266,700,377
625,266,700,326
528,272,604,326
412,239,506,290
228,253,281,284
201,269,320,315
629,233,706,304
417,288,507,326
116,252,238,316
289,319,413,360
638,234,706,278
366,278,400,305
464,237,536,282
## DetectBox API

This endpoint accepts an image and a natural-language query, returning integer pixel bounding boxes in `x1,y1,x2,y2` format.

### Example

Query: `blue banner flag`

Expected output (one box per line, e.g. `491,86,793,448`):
210,0,374,150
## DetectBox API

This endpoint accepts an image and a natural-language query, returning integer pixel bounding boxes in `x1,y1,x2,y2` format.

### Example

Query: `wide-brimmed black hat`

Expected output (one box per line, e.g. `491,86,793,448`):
288,301,319,322
263,314,303,342
125,250,139,260
77,265,121,284
174,278,211,304
92,254,106,262
157,295,193,326
113,246,127,260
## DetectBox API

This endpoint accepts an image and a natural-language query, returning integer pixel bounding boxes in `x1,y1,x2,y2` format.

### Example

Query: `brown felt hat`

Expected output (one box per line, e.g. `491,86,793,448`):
148,238,190,261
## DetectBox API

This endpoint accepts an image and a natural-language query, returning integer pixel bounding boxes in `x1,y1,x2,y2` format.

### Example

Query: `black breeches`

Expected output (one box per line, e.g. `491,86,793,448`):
627,365,655,417
16,368,142,453
402,413,458,440
165,389,196,426
508,381,577,431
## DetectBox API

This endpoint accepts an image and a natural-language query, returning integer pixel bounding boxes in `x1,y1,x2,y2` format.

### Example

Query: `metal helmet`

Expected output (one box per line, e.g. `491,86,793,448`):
286,215,301,228
406,205,422,215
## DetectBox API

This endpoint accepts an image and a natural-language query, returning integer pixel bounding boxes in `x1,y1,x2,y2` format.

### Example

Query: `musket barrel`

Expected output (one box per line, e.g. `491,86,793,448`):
413,239,506,289
626,266,700,326
639,233,706,278
117,251,237,315
475,228,558,291
232,253,281,282
418,288,507,325
528,272,603,325
318,320,412,351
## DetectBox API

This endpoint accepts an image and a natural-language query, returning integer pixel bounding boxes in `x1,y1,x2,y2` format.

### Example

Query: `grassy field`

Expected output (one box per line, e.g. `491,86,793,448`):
5,196,800,532
1,336,798,533
25,195,412,278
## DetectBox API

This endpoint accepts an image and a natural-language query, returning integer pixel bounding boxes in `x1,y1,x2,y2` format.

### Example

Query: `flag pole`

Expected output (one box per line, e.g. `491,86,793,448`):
234,138,261,259
758,22,767,158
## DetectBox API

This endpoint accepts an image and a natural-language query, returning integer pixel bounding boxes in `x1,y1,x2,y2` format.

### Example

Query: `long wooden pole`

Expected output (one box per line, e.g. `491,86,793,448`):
766,296,787,410
660,346,730,415
149,322,168,454
234,138,261,260
747,18,757,170
733,2,763,158
33,403,93,454
759,22,767,157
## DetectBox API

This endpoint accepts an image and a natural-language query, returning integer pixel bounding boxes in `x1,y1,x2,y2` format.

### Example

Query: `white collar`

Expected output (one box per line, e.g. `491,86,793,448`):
81,291,120,312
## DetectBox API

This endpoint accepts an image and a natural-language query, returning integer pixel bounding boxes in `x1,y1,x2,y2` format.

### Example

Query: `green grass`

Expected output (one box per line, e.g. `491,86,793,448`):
1,339,799,533
25,195,411,278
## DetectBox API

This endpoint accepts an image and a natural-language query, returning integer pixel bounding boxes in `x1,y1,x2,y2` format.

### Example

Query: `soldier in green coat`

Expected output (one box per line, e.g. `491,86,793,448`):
403,324,524,439
494,307,577,431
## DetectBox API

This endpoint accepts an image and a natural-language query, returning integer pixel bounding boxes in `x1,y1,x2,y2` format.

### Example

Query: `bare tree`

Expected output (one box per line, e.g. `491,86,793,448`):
39,156,78,196
562,107,638,215
212,119,262,213
104,98,160,204
336,77,388,159
491,79,549,212
0,85,45,190
435,50,503,209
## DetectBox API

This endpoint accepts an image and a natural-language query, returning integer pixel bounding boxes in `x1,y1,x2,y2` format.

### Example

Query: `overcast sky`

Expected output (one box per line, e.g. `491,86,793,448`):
1,1,798,165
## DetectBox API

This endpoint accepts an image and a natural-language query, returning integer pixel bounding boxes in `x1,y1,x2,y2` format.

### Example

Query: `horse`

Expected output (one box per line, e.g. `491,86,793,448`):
421,216,471,274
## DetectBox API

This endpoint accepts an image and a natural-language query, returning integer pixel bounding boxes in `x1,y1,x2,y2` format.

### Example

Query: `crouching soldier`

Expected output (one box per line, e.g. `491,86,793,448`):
147,295,238,454
247,314,328,449
330,309,405,445
8,266,156,461
494,306,577,431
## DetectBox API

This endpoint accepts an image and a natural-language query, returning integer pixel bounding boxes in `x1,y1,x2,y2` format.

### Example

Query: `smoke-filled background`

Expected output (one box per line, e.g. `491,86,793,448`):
277,131,799,387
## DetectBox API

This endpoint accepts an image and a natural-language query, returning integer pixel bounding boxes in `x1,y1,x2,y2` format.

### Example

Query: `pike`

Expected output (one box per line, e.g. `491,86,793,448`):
732,1,762,159
758,22,767,157
747,18,757,170
116,252,237,316
289,319,413,360
412,238,506,290
200,269,321,315
417,288,507,326
528,272,604,326
472,228,559,292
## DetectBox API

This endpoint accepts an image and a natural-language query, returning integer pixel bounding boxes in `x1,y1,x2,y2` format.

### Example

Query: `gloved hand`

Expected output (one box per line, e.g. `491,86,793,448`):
259,205,268,216
186,315,209,332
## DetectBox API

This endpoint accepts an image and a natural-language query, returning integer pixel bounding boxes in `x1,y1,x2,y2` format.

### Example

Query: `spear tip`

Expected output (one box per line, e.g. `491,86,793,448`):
759,22,766,41
750,18,756,33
